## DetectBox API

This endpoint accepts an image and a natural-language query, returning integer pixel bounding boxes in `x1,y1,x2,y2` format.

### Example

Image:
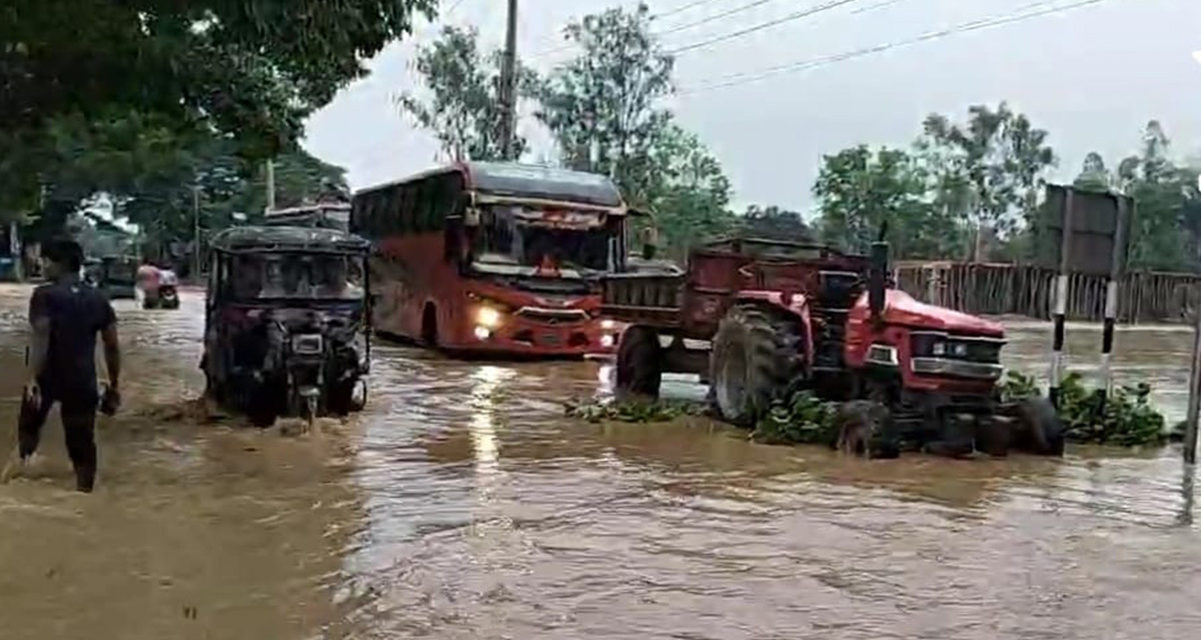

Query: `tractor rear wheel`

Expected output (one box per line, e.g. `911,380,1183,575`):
616,326,662,399
710,305,807,427
1012,396,1066,456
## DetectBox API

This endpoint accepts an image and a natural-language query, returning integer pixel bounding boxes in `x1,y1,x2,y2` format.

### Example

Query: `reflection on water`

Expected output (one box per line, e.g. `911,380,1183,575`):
0,283,1198,639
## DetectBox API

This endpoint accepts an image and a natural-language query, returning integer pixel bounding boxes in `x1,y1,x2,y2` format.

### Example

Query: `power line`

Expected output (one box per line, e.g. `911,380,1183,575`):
667,0,865,55
655,0,779,37
532,0,759,59
654,0,726,21
678,0,1113,95
850,0,907,15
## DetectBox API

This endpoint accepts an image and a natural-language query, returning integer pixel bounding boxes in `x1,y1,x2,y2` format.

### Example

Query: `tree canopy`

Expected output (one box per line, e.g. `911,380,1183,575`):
535,4,674,200
2,0,433,218
917,103,1056,256
399,25,536,162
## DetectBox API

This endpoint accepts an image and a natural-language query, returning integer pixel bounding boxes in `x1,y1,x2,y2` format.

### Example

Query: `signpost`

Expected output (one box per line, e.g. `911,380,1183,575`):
1185,170,1201,464
1035,184,1134,407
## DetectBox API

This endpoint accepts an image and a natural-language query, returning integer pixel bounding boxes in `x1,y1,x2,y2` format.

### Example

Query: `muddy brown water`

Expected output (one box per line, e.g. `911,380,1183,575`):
0,283,1198,639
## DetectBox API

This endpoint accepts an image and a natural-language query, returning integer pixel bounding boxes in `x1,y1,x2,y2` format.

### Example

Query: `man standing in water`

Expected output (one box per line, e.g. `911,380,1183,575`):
17,238,121,492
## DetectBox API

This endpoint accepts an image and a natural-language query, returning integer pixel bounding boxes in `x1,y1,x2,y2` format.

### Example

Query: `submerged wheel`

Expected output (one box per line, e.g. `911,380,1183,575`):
615,326,662,398
1012,396,1066,456
835,400,899,459
709,305,807,427
328,379,367,416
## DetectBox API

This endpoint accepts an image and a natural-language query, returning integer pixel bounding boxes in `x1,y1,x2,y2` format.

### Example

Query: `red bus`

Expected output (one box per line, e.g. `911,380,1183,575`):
351,162,633,357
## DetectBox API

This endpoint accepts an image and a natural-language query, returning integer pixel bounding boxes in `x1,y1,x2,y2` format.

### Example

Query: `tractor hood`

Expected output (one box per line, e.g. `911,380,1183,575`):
862,289,1005,338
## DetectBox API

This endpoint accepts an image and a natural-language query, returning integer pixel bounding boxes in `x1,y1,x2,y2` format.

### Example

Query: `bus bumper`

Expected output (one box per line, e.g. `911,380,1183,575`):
452,320,619,359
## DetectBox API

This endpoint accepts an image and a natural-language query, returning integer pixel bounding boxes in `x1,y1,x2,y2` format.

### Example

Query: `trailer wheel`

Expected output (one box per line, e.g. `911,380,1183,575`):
710,305,806,427
616,326,662,398
1012,396,1066,456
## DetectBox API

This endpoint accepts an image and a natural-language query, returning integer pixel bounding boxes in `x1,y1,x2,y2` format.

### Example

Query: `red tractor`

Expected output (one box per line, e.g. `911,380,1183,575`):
602,236,1063,458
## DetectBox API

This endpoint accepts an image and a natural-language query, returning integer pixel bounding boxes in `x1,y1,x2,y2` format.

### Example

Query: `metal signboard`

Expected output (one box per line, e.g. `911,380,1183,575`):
1035,184,1134,277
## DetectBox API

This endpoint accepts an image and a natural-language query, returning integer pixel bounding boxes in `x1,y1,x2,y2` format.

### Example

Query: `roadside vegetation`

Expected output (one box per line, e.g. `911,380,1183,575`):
1000,371,1168,447
750,391,838,446
567,369,1169,450
563,397,704,424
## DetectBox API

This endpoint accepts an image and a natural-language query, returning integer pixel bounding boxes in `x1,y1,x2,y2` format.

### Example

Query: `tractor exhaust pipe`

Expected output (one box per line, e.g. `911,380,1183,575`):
869,240,889,325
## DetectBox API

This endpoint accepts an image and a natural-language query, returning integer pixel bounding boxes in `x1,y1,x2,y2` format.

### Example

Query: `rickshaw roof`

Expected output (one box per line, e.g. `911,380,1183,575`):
210,226,370,254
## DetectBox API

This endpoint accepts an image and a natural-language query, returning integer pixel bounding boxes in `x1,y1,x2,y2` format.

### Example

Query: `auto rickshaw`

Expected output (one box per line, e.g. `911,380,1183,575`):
92,256,138,299
202,226,372,426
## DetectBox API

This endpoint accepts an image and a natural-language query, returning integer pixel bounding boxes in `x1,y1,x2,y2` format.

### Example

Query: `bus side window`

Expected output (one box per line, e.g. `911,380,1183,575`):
350,199,362,235
433,172,460,227
398,184,416,234
415,178,434,232
385,186,404,235
361,193,378,238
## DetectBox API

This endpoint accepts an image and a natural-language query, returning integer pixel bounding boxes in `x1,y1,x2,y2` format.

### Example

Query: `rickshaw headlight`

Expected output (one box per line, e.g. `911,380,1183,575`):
292,334,324,355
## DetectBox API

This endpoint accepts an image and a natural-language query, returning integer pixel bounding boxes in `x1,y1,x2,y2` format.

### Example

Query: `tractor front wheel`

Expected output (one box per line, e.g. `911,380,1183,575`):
1012,396,1066,456
710,305,806,427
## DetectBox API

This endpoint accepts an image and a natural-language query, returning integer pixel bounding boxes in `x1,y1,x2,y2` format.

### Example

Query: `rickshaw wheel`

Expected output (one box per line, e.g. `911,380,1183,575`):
328,381,356,416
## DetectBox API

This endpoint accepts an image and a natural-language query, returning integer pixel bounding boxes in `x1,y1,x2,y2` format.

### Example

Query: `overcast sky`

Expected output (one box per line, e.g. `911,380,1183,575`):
303,0,1201,215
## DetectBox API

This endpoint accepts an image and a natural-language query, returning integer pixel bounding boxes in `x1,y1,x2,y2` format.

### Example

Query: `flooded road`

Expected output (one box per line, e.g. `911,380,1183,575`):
0,284,1198,639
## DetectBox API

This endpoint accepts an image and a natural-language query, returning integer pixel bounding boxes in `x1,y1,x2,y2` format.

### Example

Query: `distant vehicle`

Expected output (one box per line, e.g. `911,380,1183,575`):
262,203,351,232
351,161,637,358
144,268,180,309
92,256,138,300
202,225,371,426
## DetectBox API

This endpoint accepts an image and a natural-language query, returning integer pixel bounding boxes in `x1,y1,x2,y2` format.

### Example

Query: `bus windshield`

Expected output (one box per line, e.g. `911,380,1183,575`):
228,253,365,300
472,205,615,276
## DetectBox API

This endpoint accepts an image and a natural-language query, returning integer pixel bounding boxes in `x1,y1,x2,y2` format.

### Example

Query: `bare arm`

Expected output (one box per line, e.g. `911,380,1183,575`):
25,317,50,384
101,324,121,391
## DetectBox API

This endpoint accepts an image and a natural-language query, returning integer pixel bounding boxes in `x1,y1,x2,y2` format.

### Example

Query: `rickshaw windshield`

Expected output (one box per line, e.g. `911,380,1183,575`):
226,252,365,301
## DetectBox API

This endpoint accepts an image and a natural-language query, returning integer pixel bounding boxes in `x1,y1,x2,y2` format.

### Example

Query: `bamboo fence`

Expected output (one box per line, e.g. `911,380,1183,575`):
894,261,1201,324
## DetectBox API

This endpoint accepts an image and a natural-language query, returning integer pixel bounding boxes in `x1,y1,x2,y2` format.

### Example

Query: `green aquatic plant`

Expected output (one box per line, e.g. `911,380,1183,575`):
1001,370,1168,447
998,370,1040,403
752,390,839,446
563,397,704,424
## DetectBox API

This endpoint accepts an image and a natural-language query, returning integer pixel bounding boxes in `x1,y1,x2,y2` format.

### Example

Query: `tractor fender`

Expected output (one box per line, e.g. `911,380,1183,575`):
734,291,815,369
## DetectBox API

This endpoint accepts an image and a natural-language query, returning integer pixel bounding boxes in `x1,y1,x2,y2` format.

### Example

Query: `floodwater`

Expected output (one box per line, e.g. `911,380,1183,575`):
0,284,1198,639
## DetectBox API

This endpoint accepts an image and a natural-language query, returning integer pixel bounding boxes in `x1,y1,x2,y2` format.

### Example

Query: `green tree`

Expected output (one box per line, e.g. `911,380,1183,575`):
1117,121,1196,271
639,125,737,255
917,103,1056,259
813,145,957,258
2,0,434,217
28,109,345,258
535,3,674,200
399,26,535,161
535,4,735,255
740,205,812,241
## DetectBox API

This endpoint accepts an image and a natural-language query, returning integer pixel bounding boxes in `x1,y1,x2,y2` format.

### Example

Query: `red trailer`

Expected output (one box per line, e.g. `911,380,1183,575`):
601,236,1062,458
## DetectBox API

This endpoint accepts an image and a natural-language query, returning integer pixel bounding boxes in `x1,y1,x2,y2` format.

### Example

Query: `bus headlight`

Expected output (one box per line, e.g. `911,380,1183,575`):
476,306,502,328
